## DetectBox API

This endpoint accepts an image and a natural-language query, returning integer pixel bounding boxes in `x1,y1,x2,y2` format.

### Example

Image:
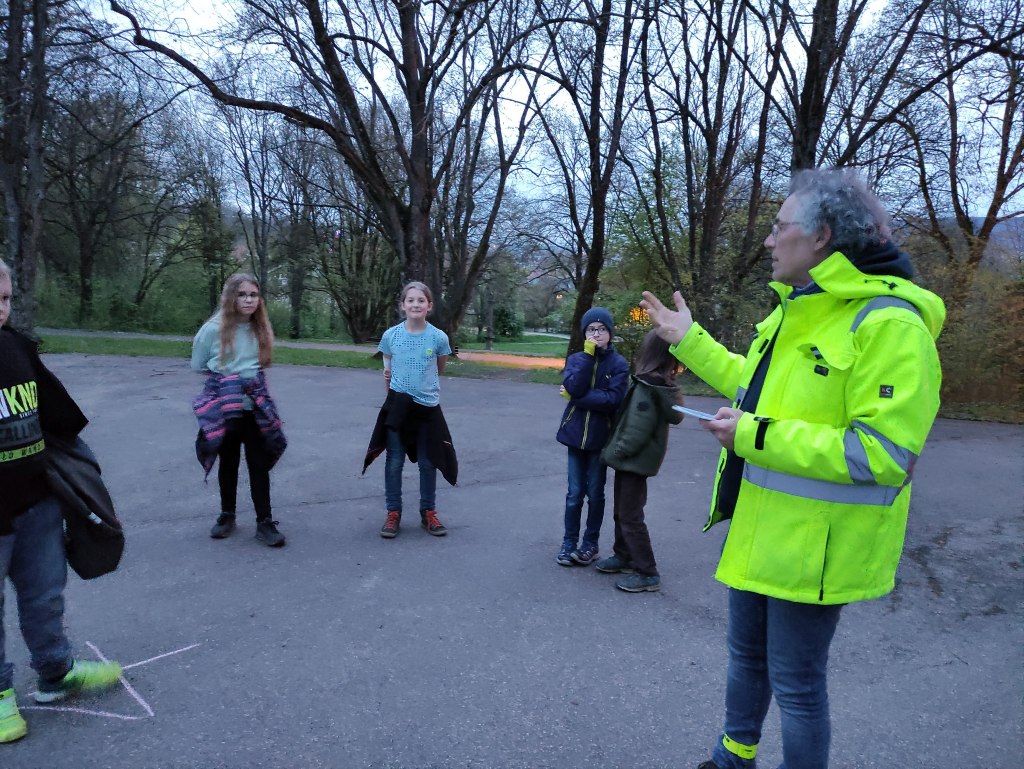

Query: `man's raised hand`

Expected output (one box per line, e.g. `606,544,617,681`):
640,290,694,345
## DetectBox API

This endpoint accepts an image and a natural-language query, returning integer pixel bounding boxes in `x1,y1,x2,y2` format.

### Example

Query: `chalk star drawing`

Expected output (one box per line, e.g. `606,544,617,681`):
21,640,201,721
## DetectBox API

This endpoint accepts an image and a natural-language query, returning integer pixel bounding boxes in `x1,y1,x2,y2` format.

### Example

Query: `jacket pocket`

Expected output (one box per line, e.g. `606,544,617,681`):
782,339,856,419
560,405,576,431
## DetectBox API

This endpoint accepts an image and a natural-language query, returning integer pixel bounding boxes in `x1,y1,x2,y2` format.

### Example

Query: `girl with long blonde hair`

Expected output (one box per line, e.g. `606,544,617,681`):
191,273,287,547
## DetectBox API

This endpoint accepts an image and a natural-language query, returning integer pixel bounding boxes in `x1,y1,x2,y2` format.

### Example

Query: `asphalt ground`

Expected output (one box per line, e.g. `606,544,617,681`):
4,354,1022,769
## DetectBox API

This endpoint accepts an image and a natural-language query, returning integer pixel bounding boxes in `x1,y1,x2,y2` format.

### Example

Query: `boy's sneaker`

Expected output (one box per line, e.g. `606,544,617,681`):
571,544,599,565
33,659,122,703
255,519,286,547
421,509,447,536
0,688,27,743
556,543,575,566
616,573,661,592
210,512,236,539
697,762,722,769
380,511,401,538
595,554,634,574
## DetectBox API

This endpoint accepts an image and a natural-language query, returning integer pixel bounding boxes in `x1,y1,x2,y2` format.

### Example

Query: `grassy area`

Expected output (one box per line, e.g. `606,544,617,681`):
37,334,560,381
40,335,193,358
459,334,568,355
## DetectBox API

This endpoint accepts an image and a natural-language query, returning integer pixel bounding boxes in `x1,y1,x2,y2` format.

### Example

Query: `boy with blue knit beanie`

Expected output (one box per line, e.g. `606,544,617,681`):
555,307,629,566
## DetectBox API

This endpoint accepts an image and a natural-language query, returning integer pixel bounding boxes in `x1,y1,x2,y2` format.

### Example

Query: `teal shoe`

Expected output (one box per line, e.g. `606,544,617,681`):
595,555,634,574
615,573,661,592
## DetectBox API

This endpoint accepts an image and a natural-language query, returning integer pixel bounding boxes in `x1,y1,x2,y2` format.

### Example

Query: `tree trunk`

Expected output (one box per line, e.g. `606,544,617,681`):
1,0,48,330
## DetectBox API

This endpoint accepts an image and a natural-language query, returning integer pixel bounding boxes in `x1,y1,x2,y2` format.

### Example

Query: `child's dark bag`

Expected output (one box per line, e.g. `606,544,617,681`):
43,433,125,579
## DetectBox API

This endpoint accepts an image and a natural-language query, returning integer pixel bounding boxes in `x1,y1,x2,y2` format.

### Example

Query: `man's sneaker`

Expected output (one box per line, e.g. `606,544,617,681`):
595,554,634,574
380,511,401,538
255,519,286,547
571,544,599,565
696,762,722,769
210,513,236,539
421,509,447,536
33,659,122,703
0,688,27,743
616,573,661,592
556,543,575,566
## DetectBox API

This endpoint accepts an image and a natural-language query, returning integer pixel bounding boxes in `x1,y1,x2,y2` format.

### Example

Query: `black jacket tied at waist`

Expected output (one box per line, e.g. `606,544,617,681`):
362,390,458,486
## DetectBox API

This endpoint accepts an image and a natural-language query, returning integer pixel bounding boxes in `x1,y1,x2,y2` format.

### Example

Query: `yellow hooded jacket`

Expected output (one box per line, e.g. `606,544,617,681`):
671,251,945,604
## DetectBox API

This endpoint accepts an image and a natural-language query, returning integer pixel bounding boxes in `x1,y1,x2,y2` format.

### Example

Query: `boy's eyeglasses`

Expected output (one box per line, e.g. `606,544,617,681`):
585,325,608,336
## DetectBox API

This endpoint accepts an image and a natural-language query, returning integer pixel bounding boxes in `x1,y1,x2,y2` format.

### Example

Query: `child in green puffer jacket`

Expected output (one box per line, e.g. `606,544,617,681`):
597,330,684,592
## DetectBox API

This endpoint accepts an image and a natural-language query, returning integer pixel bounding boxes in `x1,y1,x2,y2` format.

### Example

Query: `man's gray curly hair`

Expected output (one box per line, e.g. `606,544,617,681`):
0,259,10,280
789,168,891,256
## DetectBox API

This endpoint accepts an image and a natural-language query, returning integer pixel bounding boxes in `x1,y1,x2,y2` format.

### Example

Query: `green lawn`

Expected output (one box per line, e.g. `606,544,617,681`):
40,335,194,358
37,334,564,383
458,334,568,355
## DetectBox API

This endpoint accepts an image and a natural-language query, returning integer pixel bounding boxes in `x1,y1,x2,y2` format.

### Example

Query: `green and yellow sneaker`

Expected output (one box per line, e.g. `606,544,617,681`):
0,688,27,743
33,659,122,704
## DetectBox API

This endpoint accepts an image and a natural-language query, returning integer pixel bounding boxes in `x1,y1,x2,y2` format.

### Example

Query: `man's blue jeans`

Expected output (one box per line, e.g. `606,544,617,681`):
384,426,436,513
711,588,843,769
563,447,607,548
0,495,73,691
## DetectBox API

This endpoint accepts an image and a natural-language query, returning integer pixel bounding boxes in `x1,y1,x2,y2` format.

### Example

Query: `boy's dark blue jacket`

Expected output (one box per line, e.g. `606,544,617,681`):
556,343,629,451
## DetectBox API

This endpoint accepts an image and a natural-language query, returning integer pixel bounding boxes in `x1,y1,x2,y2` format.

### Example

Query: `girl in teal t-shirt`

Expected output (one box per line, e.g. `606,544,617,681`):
377,281,452,538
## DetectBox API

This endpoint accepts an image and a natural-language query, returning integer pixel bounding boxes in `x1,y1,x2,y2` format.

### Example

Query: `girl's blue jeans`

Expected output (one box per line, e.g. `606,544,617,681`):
711,588,843,769
0,495,73,691
384,426,436,513
562,447,607,548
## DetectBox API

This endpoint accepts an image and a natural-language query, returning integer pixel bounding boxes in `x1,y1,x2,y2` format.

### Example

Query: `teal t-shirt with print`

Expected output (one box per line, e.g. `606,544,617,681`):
379,322,450,406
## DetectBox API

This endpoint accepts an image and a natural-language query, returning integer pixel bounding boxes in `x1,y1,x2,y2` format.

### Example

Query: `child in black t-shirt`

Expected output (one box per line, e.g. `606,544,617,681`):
0,259,122,744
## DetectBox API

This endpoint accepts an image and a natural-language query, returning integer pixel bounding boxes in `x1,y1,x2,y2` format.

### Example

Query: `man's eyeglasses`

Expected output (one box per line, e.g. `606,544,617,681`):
770,220,801,238
237,292,260,300
585,325,608,336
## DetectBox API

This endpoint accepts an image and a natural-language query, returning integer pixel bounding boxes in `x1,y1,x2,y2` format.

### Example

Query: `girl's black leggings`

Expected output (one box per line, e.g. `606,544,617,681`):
217,411,272,520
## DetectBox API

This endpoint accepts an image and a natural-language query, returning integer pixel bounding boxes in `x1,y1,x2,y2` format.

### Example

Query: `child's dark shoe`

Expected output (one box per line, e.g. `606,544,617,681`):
380,511,401,538
556,543,575,566
420,509,447,536
570,544,599,565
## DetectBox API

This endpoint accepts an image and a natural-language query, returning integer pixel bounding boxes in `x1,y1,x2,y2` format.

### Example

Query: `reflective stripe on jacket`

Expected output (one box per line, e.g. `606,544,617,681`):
670,251,945,604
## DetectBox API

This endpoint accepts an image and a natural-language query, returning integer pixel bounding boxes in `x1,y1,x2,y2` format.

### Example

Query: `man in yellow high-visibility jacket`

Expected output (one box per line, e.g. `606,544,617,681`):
641,168,944,769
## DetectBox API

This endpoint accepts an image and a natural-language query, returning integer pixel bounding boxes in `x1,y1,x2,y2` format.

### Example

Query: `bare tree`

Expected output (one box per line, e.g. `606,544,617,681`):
895,0,1023,320
218,90,282,290
274,122,324,338
122,104,212,309
44,69,154,320
534,0,643,352
1,0,53,328
108,0,543,336
620,0,771,337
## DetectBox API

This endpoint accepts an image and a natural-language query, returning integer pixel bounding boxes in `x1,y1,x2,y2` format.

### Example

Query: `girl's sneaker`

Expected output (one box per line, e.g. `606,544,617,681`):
380,511,401,538
421,509,447,536
556,543,575,566
571,545,599,565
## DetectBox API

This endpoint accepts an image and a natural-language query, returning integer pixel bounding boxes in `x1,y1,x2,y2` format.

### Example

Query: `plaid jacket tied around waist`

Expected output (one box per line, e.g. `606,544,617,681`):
192,371,287,477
